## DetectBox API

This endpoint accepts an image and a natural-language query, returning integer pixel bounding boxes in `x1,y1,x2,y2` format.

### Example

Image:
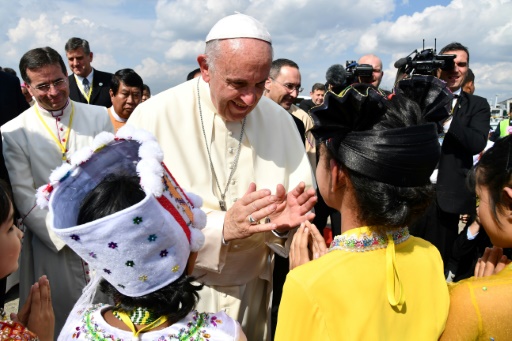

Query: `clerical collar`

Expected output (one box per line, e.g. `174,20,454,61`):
109,107,127,122
74,69,94,85
37,99,71,117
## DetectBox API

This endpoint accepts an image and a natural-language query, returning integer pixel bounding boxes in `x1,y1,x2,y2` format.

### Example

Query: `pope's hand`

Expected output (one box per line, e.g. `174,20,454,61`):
268,182,317,233
222,183,278,242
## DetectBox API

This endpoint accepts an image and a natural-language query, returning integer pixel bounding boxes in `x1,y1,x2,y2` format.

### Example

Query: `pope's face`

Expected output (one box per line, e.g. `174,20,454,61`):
199,39,272,122
439,50,468,92
26,63,70,111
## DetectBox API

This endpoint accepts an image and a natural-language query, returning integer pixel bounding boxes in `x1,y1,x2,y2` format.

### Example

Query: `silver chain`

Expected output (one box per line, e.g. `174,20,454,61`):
197,78,246,211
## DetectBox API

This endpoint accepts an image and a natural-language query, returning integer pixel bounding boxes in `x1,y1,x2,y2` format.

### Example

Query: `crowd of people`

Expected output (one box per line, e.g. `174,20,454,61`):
0,12,510,341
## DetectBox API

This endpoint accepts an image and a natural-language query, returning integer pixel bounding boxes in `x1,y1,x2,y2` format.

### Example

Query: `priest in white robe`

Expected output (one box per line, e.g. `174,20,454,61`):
1,47,113,334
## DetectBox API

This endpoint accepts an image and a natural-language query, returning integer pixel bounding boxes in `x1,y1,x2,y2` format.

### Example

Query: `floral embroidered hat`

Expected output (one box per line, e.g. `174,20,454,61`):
36,125,206,297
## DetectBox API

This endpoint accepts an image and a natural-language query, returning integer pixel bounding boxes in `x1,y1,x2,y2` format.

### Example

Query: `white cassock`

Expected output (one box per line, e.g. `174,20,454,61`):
128,78,315,341
1,100,114,335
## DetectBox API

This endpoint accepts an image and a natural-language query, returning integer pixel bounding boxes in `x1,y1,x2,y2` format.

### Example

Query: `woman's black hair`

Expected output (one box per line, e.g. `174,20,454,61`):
0,180,13,225
468,135,512,225
77,174,202,322
320,89,435,228
347,168,434,228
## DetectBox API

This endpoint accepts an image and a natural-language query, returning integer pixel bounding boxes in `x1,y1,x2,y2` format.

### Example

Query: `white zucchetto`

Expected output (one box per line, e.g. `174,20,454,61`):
206,13,272,44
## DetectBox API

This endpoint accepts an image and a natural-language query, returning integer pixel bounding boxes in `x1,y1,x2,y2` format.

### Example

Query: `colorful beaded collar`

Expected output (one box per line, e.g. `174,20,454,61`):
329,226,410,252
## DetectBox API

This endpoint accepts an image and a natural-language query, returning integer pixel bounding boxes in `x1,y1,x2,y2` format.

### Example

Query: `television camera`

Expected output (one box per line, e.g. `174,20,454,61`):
394,39,456,77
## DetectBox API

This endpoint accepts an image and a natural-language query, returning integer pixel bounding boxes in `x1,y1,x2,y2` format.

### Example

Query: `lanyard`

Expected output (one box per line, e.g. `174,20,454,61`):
34,103,75,161
75,74,93,103
117,311,168,338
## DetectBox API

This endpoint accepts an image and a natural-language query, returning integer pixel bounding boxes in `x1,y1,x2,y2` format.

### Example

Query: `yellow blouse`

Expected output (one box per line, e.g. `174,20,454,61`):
275,226,449,340
440,264,512,340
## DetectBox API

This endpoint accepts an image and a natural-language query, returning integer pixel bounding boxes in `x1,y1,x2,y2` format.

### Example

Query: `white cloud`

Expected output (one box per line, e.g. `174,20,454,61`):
135,57,173,79
357,33,379,52
0,0,511,103
488,21,512,46
164,40,204,61
7,14,61,45
134,57,194,95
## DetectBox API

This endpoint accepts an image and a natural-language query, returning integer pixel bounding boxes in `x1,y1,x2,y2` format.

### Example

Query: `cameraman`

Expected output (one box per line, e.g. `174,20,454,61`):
358,54,384,87
410,42,490,275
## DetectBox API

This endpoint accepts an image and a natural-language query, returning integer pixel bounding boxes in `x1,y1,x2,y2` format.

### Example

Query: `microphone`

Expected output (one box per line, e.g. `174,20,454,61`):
394,57,409,69
325,64,347,93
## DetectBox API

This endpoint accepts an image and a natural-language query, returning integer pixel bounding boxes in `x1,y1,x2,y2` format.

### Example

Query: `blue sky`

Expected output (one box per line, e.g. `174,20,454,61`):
394,0,452,19
1,0,511,105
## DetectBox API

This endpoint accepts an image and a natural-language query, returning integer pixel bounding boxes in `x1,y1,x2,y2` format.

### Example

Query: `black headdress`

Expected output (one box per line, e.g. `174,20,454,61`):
311,75,452,187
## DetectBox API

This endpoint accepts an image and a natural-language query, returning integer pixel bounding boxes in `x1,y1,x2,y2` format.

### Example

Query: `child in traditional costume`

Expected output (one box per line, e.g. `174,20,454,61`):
0,179,54,341
37,125,246,340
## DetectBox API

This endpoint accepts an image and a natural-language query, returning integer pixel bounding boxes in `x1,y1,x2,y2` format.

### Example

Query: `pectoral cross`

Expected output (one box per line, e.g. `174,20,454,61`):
219,199,227,211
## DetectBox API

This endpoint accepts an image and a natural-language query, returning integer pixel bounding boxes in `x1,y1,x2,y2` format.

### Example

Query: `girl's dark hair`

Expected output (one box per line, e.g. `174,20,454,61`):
0,180,13,225
77,174,202,322
322,92,435,228
99,274,201,323
468,135,512,224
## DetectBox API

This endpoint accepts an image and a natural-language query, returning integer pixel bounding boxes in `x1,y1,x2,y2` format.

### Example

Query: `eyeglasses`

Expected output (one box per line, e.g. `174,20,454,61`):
32,79,67,93
270,78,303,94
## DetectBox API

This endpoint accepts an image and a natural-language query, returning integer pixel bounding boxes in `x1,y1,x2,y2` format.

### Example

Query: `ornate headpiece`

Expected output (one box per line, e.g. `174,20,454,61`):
311,75,453,187
37,125,206,297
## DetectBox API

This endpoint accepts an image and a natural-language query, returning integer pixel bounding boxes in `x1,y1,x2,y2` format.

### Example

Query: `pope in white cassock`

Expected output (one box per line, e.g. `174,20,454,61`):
1,47,113,334
128,14,316,341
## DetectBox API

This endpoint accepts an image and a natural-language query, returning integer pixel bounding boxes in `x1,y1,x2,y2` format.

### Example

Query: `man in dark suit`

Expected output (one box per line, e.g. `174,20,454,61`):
0,70,29,183
410,42,490,272
0,70,29,307
65,37,112,107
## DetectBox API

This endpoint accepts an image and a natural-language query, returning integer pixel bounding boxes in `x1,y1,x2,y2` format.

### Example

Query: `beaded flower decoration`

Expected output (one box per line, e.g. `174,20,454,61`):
329,227,410,252
36,125,207,297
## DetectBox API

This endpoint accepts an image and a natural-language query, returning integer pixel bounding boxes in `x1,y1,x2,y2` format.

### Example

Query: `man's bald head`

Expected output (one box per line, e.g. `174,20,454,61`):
358,54,384,87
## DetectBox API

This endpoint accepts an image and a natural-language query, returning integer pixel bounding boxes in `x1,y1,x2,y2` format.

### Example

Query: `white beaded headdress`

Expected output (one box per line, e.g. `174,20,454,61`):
36,125,206,298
